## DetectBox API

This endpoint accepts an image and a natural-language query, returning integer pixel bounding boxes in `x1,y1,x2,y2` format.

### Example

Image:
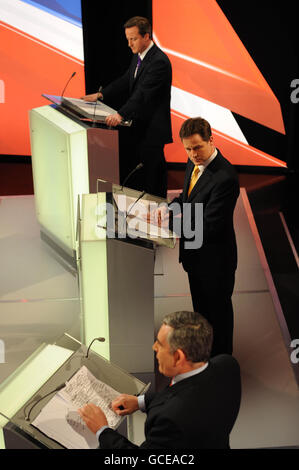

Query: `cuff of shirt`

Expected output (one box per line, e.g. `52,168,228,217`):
96,425,110,441
138,394,146,412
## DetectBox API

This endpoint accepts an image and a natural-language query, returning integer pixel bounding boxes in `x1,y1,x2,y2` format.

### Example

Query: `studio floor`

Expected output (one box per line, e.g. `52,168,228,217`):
0,181,299,449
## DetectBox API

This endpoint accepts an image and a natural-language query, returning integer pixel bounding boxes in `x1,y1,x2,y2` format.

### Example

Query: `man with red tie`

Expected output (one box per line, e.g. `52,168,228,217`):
78,311,241,449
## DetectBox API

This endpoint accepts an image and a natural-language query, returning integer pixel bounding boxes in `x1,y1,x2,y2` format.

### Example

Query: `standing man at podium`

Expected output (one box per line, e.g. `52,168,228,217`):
82,16,172,198
152,118,240,357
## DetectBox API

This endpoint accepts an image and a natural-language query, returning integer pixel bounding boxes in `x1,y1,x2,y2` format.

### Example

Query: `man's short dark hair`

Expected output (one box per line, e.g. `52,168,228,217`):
162,311,213,363
124,16,152,38
179,117,212,142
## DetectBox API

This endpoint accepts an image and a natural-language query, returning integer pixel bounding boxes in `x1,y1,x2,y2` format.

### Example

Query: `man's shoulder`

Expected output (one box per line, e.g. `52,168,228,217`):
148,43,171,64
214,151,235,170
209,354,241,376
210,151,239,182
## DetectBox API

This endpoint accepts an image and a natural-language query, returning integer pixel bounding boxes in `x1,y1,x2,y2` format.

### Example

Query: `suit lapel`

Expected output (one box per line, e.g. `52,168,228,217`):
187,169,212,201
184,153,222,202
182,160,193,200
130,44,157,90
183,160,212,201
129,55,138,92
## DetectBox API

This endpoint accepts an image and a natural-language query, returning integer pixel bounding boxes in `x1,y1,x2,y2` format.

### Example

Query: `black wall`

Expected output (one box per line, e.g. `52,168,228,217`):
81,0,151,94
217,1,299,170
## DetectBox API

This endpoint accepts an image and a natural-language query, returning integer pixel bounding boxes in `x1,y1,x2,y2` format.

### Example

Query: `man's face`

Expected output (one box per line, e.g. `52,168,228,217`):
125,26,150,54
152,324,177,377
182,133,215,166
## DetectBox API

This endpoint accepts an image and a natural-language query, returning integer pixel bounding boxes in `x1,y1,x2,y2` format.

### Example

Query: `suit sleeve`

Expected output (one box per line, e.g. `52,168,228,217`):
202,176,239,242
99,415,181,449
99,428,139,449
101,68,130,104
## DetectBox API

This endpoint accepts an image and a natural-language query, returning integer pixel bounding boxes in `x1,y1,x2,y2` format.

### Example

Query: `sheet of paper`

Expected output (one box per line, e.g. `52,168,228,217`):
114,194,173,239
32,394,99,449
64,97,112,116
32,366,122,449
59,366,121,429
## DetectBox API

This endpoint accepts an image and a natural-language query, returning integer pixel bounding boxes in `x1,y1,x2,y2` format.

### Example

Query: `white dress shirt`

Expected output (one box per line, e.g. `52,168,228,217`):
134,40,154,77
194,148,218,179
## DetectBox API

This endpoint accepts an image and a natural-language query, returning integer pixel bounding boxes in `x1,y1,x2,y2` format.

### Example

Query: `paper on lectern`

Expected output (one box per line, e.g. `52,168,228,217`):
32,366,121,449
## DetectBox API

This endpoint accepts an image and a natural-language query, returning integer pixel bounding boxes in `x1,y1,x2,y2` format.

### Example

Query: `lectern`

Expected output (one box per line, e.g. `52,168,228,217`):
29,95,130,264
0,334,147,449
79,184,176,376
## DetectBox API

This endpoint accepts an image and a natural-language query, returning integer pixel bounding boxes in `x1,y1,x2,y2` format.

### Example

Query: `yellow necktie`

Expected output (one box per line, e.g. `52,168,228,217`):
188,166,200,196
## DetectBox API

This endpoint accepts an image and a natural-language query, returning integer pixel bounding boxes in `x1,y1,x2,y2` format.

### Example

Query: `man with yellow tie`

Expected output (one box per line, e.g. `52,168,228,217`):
156,117,240,356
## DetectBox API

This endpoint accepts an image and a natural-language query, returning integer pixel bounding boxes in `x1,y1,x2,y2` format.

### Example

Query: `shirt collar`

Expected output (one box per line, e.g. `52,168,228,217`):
195,148,218,173
172,362,209,385
139,40,154,61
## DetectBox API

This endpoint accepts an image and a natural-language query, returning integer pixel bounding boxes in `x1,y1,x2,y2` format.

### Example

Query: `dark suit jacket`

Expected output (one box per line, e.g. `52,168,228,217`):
102,44,172,146
99,355,241,449
171,151,240,276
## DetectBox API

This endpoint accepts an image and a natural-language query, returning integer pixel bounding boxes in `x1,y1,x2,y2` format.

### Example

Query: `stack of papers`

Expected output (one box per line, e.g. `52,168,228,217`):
32,366,121,449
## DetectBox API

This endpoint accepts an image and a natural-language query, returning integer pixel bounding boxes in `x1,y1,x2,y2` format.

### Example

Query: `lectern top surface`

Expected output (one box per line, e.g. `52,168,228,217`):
42,94,132,126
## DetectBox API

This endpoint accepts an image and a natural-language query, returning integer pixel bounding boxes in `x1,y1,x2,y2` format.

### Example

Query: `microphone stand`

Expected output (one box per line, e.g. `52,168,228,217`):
85,337,105,358
61,71,76,99
92,86,103,127
125,190,146,223
121,163,143,191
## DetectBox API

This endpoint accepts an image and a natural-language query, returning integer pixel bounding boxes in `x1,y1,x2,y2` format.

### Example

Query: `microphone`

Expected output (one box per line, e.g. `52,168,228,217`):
121,163,143,191
85,337,106,358
61,71,76,99
92,86,103,127
125,190,146,223
24,383,66,422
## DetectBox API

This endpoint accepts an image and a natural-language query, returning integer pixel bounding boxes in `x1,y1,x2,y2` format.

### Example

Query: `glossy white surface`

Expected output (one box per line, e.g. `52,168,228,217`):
0,192,298,448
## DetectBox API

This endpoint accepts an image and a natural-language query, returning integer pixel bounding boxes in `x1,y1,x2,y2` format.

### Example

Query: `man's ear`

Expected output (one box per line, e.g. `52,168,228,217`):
174,348,187,366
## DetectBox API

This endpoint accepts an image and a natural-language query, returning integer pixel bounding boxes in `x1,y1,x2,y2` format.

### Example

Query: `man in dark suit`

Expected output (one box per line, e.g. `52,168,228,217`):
82,16,172,198
154,118,240,356
78,311,241,449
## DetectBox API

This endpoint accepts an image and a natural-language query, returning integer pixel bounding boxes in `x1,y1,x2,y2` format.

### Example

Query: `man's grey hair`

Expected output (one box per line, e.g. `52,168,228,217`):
162,311,213,363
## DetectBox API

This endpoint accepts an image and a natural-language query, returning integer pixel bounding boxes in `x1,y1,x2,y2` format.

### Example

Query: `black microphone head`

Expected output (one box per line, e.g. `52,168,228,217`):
71,71,76,78
96,337,105,342
136,163,143,170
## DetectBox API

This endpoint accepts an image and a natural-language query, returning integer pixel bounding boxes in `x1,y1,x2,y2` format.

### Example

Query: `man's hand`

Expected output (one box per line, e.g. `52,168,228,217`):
111,394,139,416
78,403,108,434
81,92,103,102
105,113,123,127
147,204,169,227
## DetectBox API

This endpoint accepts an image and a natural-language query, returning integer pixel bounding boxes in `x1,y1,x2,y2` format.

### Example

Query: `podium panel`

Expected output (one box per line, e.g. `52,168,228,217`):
80,193,155,374
0,335,147,449
86,127,119,192
30,106,89,259
29,105,119,262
